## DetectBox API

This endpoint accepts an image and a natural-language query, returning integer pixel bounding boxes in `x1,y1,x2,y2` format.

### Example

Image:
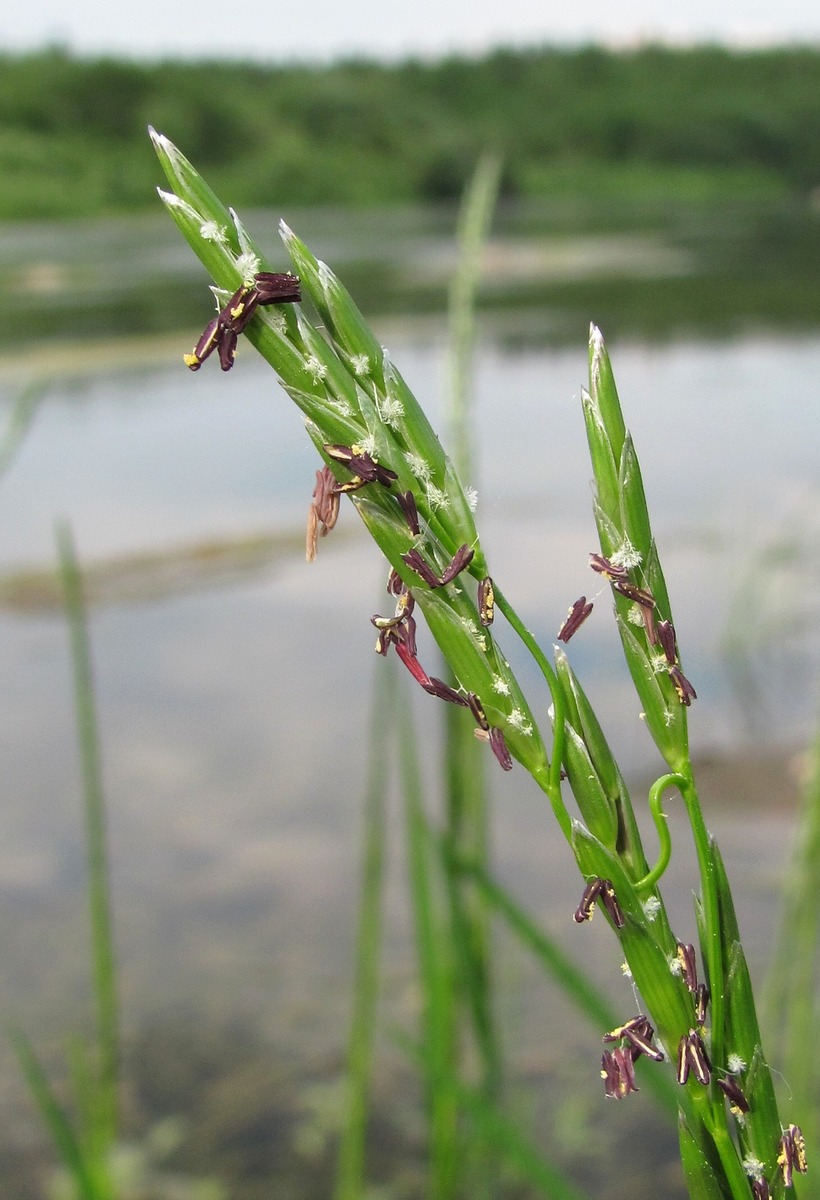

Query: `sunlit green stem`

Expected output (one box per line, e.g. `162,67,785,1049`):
635,773,684,893
492,585,571,839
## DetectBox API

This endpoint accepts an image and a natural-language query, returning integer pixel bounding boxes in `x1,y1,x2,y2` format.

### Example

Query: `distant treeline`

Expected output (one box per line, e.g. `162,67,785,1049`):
2,44,820,218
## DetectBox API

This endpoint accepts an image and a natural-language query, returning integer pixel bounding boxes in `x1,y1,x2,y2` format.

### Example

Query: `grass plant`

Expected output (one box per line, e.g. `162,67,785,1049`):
10,522,120,1200
150,129,811,1199
764,730,820,1199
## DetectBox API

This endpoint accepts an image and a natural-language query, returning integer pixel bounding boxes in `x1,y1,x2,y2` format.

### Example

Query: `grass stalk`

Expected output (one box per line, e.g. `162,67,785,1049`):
56,521,120,1155
333,664,392,1200
398,686,460,1199
441,152,503,1118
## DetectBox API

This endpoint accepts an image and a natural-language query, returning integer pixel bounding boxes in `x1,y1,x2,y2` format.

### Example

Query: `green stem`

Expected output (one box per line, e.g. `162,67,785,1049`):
635,773,684,892
333,666,390,1200
56,522,119,1154
678,771,725,1078
492,586,572,840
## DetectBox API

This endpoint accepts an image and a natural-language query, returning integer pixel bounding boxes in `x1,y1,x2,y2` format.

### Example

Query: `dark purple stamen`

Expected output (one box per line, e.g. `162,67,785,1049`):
467,692,489,731
589,553,629,581
488,726,513,771
669,665,697,706
397,490,421,535
557,595,593,642
574,878,604,923
612,580,655,609
324,444,397,493
185,273,300,371
600,879,625,928
401,549,444,589
424,677,469,706
439,544,475,585
677,1030,711,1087
401,544,474,589
478,576,495,627
778,1124,807,1187
601,1047,639,1098
717,1076,750,1114
604,1015,663,1063
372,591,417,657
252,271,302,303
676,942,699,993
657,619,677,665
694,983,710,1026
573,877,624,928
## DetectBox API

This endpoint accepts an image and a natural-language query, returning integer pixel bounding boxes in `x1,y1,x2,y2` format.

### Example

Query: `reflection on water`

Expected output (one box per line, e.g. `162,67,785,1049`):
0,206,818,1194
3,194,820,351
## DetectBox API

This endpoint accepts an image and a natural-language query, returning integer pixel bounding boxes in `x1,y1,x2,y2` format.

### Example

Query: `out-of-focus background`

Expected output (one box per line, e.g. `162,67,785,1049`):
1,3,820,1197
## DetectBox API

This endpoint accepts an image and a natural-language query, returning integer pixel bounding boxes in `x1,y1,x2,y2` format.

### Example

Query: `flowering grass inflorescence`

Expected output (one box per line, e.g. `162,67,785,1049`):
152,128,806,1200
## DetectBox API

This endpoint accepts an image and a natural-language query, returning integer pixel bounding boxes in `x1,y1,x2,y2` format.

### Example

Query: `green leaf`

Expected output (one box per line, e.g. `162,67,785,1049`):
615,613,688,770
9,1029,99,1199
562,719,620,849
679,1112,731,1200
588,324,627,457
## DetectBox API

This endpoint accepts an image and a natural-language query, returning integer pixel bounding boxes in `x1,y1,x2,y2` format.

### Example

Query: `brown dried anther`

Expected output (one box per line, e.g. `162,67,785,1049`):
676,1029,711,1087
573,877,625,929
778,1124,807,1188
185,273,300,371
306,465,341,562
750,1180,771,1200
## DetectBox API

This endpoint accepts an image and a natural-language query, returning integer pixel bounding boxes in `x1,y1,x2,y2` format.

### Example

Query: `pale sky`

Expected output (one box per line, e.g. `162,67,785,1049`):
3,0,820,62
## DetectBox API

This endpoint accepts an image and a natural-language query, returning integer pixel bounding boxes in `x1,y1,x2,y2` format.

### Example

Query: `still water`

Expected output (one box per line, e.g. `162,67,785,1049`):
0,207,818,1195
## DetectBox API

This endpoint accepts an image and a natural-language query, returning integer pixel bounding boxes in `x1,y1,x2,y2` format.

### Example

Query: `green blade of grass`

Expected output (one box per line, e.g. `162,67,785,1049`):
445,153,501,478
333,663,392,1200
8,1028,98,1199
441,153,503,1121
56,521,119,1151
398,685,460,1200
0,380,45,480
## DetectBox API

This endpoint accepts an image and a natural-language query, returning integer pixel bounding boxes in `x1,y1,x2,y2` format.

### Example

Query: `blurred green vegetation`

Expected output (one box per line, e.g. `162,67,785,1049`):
1,44,820,219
